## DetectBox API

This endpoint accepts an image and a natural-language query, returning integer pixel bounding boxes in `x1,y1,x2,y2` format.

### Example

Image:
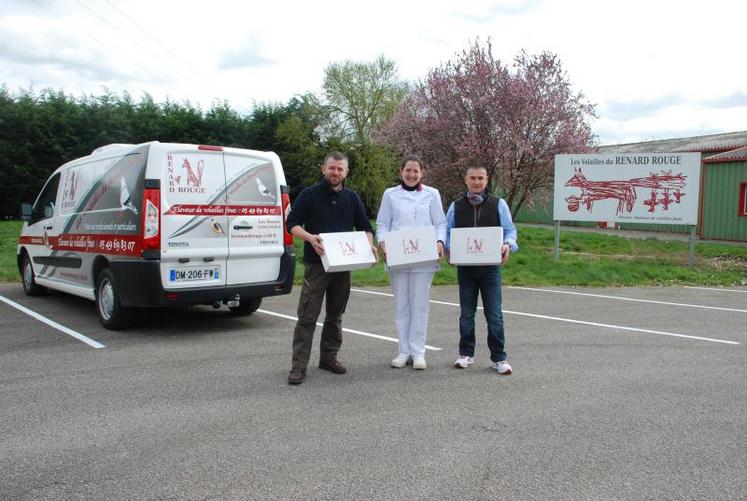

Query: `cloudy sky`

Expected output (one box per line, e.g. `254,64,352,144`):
1,0,745,145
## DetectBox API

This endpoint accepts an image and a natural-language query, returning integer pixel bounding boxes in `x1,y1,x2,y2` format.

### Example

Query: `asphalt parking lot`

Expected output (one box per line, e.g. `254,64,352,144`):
1,282,745,500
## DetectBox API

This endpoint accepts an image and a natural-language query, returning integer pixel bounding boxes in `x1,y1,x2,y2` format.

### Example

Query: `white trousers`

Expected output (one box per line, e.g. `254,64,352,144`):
389,270,435,357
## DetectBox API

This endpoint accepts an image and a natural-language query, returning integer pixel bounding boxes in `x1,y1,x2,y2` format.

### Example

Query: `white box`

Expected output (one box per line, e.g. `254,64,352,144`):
384,225,439,270
449,227,504,266
319,231,377,272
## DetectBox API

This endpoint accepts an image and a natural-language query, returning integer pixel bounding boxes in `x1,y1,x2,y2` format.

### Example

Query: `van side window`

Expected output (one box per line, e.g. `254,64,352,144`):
31,173,61,223
229,166,278,205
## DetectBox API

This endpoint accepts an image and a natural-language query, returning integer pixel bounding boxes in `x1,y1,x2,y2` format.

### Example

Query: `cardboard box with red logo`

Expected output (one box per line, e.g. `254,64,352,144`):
319,231,377,272
383,225,439,270
448,227,504,266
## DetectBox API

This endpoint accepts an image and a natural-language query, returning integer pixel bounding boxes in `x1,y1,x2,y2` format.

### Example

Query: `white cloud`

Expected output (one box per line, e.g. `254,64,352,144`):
218,35,273,70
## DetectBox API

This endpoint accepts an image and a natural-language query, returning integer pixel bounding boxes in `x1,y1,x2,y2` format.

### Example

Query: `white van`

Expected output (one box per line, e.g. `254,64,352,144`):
18,142,295,329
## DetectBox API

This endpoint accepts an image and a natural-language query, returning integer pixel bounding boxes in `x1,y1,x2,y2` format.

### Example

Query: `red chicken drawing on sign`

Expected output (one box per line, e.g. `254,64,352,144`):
564,168,687,214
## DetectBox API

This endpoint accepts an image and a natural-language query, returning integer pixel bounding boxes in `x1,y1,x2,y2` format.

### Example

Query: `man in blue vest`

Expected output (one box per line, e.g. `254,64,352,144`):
285,151,378,385
445,166,519,374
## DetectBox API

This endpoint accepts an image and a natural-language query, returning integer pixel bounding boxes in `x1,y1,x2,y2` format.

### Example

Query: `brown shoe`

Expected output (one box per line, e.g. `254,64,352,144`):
288,367,306,385
318,359,347,374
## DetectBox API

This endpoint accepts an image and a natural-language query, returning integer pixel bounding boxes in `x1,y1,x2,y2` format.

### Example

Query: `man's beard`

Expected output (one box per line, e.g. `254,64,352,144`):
327,176,342,187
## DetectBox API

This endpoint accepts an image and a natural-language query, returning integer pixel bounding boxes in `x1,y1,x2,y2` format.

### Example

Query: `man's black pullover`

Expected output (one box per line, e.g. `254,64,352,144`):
286,180,373,264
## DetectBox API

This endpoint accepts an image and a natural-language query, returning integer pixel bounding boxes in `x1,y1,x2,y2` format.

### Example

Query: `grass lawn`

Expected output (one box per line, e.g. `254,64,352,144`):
3,220,746,286
305,225,747,287
0,220,23,282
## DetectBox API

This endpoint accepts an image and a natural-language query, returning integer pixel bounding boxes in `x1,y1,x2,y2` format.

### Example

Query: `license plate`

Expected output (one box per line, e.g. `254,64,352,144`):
169,266,220,282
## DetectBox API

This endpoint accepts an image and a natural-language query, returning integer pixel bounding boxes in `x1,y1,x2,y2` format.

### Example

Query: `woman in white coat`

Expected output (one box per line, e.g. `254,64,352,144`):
376,156,447,370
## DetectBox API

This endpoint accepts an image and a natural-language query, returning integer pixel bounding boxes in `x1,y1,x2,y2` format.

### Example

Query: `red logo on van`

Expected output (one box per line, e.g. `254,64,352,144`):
183,159,205,187
61,171,79,209
167,155,206,193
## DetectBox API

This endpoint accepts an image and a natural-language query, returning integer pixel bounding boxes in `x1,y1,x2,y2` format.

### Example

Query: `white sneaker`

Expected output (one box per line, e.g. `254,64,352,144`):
494,360,513,375
412,356,427,370
454,356,474,369
391,354,410,368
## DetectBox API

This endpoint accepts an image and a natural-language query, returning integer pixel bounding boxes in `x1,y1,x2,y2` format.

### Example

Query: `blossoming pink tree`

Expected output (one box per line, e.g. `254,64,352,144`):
377,40,596,216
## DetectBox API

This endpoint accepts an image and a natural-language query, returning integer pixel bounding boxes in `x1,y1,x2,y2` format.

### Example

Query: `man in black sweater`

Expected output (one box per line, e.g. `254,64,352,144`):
285,151,378,385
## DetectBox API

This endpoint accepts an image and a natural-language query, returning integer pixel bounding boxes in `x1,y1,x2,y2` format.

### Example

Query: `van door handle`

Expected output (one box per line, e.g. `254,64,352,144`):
45,225,53,230
233,224,253,230
203,257,214,262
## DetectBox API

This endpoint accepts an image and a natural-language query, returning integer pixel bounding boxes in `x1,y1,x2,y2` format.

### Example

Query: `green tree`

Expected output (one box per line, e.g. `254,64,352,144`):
345,143,398,213
274,95,325,195
204,100,248,147
320,55,408,212
321,55,408,144
0,86,332,217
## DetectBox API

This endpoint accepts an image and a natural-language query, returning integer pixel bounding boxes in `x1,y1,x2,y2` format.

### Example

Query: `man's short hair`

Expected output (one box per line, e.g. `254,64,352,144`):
465,166,488,175
323,151,348,165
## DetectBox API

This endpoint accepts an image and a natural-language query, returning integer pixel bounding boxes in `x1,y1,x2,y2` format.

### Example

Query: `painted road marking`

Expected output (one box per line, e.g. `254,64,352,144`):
0,295,106,349
256,308,442,351
350,288,740,346
508,286,747,314
684,286,747,294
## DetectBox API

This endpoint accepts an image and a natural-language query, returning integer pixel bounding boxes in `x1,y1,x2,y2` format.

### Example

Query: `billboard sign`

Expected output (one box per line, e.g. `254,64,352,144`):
554,153,701,225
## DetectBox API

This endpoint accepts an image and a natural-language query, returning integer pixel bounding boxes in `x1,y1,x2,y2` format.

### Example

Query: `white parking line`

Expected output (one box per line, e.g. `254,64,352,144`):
256,308,442,351
684,286,747,294
350,288,740,346
0,295,106,349
508,286,747,314
502,310,739,345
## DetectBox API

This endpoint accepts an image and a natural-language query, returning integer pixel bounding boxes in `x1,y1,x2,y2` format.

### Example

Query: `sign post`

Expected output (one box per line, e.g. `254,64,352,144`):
689,226,697,267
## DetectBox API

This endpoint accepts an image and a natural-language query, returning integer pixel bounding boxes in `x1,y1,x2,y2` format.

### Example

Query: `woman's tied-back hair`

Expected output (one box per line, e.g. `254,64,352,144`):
399,154,424,171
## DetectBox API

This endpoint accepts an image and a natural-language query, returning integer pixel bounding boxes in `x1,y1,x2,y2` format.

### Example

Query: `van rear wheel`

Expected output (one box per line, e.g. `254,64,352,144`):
229,297,261,316
21,253,47,296
96,268,134,330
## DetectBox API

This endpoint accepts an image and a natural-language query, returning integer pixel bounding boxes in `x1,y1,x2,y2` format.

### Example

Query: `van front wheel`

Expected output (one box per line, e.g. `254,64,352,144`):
21,254,48,296
96,268,133,330
229,297,261,316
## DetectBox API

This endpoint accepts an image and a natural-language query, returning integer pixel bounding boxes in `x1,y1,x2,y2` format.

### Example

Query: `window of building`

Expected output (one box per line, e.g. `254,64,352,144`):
739,183,747,216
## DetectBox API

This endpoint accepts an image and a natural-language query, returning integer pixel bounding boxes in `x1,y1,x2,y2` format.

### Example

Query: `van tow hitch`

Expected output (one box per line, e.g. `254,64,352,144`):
226,294,241,308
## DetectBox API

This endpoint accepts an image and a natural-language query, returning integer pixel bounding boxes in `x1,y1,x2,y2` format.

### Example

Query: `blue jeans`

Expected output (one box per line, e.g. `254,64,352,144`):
457,265,507,362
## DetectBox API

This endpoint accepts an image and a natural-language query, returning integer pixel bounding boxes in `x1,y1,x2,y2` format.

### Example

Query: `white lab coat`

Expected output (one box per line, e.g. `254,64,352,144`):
375,184,448,273
376,184,447,357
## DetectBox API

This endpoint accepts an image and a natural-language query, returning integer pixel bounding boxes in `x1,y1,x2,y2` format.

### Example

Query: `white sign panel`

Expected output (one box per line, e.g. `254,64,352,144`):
554,153,701,225
384,226,439,270
319,231,376,272
449,227,504,266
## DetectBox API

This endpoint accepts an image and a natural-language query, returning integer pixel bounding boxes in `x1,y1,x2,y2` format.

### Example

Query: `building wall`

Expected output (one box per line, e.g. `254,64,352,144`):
701,161,747,241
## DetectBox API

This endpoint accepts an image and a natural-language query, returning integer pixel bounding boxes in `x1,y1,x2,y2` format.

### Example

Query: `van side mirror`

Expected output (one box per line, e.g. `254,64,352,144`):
20,203,32,221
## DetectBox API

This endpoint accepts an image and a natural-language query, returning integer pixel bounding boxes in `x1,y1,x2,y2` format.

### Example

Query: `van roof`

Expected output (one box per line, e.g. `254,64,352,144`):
91,143,137,155
88,142,278,160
